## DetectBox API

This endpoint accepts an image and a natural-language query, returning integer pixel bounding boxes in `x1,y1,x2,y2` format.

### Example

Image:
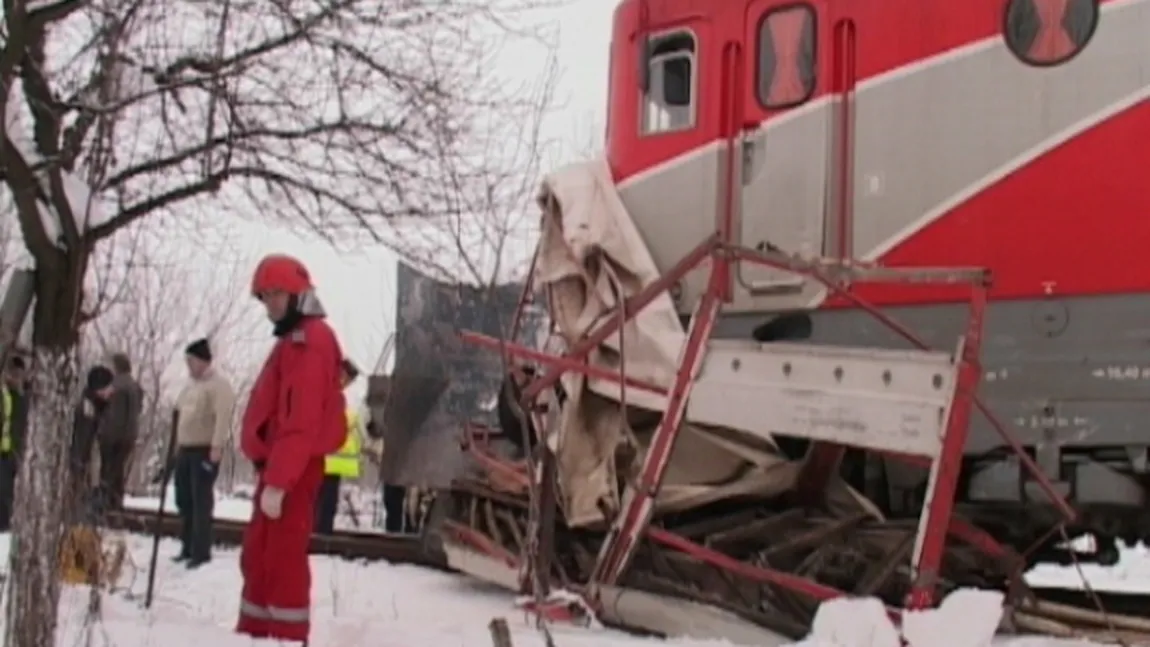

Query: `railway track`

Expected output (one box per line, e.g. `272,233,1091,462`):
1029,587,1150,618
1015,587,1150,644
106,508,447,570
105,507,1150,643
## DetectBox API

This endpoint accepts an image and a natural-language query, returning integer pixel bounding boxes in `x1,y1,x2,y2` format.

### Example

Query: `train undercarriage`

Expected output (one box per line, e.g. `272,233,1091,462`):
433,436,1150,644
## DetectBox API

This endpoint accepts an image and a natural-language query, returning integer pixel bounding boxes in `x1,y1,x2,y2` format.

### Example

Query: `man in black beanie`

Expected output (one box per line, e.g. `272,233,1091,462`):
173,337,235,567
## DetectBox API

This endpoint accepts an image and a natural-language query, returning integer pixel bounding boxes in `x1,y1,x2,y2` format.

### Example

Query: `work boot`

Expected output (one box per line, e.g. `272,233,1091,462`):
186,556,211,570
171,551,190,563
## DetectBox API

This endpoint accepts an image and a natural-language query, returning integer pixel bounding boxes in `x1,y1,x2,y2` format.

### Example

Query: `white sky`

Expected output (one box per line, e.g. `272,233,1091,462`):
199,1,617,404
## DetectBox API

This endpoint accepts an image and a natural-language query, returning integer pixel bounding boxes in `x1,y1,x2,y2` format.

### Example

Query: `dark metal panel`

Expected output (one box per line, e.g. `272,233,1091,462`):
377,262,545,488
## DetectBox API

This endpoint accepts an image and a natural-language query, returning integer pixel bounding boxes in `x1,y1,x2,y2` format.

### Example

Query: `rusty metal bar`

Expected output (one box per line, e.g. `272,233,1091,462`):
460,331,665,395
521,234,720,401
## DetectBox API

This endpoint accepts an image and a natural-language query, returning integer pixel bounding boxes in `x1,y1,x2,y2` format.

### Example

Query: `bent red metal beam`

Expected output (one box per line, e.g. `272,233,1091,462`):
520,234,721,401
460,331,666,395
905,285,987,609
590,262,724,588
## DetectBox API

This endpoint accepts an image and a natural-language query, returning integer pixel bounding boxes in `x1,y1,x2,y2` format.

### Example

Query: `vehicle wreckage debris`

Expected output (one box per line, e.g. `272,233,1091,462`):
488,618,514,647
440,484,1150,643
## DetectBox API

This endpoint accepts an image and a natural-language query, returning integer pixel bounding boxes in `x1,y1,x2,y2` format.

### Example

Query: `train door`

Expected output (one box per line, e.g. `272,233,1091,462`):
737,0,832,296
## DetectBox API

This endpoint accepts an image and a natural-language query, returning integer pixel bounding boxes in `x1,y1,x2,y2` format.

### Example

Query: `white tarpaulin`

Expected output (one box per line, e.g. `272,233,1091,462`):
535,160,802,527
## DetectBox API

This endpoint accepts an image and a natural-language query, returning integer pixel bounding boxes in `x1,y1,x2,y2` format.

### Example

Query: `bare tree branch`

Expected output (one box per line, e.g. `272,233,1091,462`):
0,0,560,644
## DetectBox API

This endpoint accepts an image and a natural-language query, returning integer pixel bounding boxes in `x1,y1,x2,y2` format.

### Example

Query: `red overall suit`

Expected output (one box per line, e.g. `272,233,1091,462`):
236,255,346,643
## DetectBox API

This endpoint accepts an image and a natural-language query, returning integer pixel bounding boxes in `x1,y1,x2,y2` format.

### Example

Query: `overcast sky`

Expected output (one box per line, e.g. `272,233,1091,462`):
205,0,617,404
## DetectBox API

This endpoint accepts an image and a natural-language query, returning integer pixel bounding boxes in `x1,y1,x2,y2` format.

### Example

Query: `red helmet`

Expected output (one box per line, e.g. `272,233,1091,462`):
251,254,312,296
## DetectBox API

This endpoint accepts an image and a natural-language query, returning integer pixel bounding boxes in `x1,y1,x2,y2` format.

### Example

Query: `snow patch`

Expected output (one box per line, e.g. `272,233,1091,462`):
0,530,1127,647
4,77,115,245
795,597,901,647
61,169,111,231
1026,542,1150,593
903,590,1004,647
795,591,1006,647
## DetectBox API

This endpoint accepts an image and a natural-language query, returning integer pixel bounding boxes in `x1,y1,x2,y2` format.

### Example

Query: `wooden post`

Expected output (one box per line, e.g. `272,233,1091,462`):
487,618,514,647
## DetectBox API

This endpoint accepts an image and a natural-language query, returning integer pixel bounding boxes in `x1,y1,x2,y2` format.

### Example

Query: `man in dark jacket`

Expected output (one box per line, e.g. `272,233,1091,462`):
70,365,114,520
98,353,143,511
0,355,28,531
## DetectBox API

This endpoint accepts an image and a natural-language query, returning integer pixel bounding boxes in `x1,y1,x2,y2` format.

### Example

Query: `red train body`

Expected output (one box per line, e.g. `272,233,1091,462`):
602,0,1150,543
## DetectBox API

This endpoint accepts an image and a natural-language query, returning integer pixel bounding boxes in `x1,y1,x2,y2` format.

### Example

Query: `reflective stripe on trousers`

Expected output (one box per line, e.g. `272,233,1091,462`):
240,599,309,623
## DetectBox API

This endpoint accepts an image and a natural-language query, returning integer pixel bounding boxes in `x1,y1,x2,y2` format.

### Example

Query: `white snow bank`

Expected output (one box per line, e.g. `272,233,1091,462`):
793,591,1007,647
32,534,713,647
794,597,901,647
795,590,1109,647
0,530,1116,647
903,590,1005,647
1025,542,1150,593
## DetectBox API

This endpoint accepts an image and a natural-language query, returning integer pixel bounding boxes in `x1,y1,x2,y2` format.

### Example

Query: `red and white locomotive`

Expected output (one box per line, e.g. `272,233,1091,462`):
422,0,1150,641
606,0,1150,553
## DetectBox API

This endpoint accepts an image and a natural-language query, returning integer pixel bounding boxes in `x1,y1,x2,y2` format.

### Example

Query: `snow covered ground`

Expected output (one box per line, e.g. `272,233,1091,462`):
98,491,1145,647
0,530,1124,647
1025,542,1150,593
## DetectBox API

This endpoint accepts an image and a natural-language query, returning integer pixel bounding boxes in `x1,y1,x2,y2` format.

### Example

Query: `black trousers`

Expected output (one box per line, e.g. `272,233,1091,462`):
0,453,16,531
174,446,218,560
382,483,408,533
314,474,341,535
99,438,134,510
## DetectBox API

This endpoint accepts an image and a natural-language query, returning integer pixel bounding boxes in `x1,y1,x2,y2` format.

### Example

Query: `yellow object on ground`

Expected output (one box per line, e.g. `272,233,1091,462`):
59,525,127,588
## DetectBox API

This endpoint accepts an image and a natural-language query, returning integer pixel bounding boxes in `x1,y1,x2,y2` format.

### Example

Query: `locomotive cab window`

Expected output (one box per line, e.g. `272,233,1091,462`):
757,5,817,109
641,32,696,135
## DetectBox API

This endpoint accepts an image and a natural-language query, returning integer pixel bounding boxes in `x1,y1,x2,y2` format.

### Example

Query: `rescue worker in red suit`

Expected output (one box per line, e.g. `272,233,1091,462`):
236,254,347,644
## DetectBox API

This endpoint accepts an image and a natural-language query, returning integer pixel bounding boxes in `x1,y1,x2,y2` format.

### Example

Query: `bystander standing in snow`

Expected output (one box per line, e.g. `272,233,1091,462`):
237,254,346,643
0,355,28,531
173,338,236,568
70,365,113,520
313,358,364,536
97,352,143,510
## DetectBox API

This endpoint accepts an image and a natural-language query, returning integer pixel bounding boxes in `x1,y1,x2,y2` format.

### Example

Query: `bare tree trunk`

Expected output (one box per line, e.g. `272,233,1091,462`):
5,349,78,647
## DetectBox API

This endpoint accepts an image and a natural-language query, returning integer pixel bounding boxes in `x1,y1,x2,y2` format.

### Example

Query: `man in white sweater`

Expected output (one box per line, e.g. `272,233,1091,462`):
173,338,237,568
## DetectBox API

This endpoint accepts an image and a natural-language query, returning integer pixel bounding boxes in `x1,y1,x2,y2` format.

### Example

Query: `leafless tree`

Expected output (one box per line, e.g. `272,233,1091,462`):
391,55,558,289
0,0,556,643
85,227,259,494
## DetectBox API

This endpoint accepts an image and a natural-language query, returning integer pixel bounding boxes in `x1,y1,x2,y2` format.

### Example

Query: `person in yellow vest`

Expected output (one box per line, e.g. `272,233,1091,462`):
313,358,363,535
0,355,27,531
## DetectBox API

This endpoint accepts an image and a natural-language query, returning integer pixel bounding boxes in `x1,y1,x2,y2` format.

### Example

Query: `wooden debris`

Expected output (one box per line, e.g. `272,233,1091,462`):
488,617,514,647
